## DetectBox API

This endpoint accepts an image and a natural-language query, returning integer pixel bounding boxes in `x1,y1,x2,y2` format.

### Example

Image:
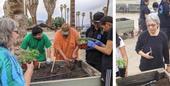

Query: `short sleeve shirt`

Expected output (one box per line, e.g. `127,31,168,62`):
20,33,52,61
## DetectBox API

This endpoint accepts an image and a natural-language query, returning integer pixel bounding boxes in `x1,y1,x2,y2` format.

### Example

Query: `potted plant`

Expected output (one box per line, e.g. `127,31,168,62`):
17,49,39,70
116,58,126,77
78,37,100,49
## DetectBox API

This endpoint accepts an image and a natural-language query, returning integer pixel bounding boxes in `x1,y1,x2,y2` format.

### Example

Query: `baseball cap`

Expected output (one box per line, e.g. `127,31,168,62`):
100,16,113,24
93,12,104,23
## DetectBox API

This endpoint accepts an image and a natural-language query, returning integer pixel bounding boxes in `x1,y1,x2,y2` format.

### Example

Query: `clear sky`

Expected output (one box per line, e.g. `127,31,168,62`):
0,0,113,25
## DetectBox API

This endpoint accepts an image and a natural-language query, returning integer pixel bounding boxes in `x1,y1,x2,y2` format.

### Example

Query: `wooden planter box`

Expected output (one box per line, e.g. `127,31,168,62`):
116,68,170,86
31,61,101,86
116,18,134,35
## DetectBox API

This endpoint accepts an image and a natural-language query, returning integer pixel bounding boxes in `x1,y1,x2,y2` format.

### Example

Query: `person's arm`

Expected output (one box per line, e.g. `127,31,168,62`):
119,46,128,76
161,33,170,72
95,40,112,55
46,48,51,60
135,33,153,59
72,32,80,59
138,50,153,59
44,34,52,60
57,48,72,61
72,46,79,59
24,62,34,86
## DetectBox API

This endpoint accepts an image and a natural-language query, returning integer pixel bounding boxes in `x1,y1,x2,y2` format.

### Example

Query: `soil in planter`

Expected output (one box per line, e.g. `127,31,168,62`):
139,78,170,86
31,61,90,82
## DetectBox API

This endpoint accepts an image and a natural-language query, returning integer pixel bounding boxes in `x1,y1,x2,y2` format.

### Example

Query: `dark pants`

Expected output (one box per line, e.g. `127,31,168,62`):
101,56,112,86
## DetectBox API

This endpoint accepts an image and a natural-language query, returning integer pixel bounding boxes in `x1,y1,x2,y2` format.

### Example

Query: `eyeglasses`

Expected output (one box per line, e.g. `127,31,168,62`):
147,24,157,27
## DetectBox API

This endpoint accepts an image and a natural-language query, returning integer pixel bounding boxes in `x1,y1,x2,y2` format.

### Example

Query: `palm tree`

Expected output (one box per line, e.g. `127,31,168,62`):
26,0,39,25
106,0,110,16
60,4,63,18
63,4,67,22
70,0,75,27
103,7,107,16
81,12,85,29
90,12,93,25
66,8,69,24
76,11,80,28
43,0,57,26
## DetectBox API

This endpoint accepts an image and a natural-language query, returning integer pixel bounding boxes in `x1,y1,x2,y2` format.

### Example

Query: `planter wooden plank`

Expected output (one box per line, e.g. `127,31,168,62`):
116,68,168,86
116,18,134,34
31,61,101,86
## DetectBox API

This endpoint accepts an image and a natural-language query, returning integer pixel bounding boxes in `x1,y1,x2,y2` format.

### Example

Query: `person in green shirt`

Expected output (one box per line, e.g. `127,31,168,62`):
20,25,52,62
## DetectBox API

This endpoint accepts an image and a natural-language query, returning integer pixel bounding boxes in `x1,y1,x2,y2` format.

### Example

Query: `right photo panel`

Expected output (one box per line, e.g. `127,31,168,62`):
116,0,170,86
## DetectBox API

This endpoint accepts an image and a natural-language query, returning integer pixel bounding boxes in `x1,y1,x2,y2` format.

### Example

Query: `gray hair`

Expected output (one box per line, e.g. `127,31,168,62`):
145,13,160,25
0,18,17,47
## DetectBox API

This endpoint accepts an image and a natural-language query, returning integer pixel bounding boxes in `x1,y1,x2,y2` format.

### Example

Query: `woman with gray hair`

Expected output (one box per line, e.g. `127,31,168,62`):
0,18,33,86
135,13,170,72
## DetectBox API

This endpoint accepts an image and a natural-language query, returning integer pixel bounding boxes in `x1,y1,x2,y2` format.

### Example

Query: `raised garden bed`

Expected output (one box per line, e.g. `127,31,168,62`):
116,68,170,86
116,18,134,39
31,60,101,86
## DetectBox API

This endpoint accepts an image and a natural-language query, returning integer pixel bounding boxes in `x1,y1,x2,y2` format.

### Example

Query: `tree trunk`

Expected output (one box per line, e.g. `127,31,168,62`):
106,0,110,16
70,0,75,27
81,16,84,28
46,15,52,27
26,0,39,25
90,12,93,25
32,16,37,25
43,0,57,27
3,0,28,47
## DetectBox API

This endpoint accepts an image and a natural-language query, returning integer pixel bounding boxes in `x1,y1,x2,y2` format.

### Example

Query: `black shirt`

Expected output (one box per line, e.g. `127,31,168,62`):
85,25,103,65
102,28,113,69
158,1,170,27
140,5,150,20
135,31,169,71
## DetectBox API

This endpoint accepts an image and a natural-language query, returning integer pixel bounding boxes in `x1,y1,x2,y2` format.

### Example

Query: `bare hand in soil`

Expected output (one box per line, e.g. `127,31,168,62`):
144,51,154,59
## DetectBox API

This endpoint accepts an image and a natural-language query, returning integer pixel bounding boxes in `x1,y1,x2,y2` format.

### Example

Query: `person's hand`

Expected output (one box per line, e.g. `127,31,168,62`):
95,40,104,46
64,57,73,62
166,64,170,73
72,52,77,60
87,40,96,48
143,51,154,59
26,62,34,71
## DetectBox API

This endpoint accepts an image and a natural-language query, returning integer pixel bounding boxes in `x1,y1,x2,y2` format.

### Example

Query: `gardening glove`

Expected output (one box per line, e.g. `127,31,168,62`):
87,40,96,48
46,58,52,64
95,40,104,46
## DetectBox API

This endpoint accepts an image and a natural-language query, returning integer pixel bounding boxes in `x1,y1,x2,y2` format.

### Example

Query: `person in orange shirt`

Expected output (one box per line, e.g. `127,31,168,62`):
53,23,79,61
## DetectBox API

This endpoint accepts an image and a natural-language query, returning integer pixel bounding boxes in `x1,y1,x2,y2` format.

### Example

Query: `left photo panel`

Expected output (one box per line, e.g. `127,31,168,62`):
0,0,113,86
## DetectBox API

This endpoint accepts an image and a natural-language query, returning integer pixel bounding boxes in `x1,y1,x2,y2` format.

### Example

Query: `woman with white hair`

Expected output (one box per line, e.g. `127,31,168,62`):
135,13,170,72
0,18,33,86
